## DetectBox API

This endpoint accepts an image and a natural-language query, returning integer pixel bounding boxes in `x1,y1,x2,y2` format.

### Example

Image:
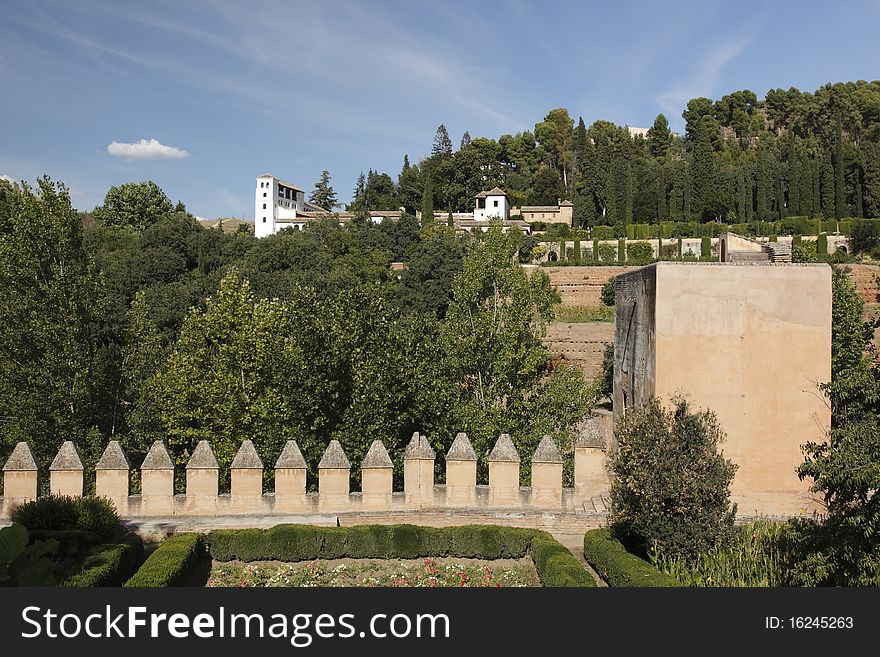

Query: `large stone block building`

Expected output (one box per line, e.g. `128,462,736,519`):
613,261,832,515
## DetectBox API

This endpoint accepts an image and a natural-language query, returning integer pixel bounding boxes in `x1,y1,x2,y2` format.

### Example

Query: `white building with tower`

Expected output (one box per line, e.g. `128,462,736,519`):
255,173,326,238
474,187,509,221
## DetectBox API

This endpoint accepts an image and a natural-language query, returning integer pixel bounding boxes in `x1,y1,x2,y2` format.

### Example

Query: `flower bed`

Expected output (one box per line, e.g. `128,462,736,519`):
206,557,537,588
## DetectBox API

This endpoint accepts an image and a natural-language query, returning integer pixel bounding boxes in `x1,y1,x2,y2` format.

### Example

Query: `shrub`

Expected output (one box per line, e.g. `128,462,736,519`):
601,279,615,306
572,238,581,264
625,241,653,265
124,533,204,587
61,535,144,587
11,496,77,532
617,239,625,265
598,243,616,263
583,528,680,587
11,496,120,541
816,233,828,256
0,523,58,587
591,226,614,240
531,535,595,587
850,219,880,254
609,396,738,563
206,525,593,587
700,236,711,259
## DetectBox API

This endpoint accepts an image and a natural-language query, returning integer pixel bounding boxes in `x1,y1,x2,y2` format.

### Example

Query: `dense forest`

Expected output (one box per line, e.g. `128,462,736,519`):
352,81,880,226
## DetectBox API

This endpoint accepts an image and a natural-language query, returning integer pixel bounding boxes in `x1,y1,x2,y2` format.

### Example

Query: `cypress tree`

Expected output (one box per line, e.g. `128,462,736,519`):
788,157,801,216
833,122,846,219
421,173,434,224
799,156,813,217
775,162,786,220
812,158,822,218
821,154,836,219
756,155,771,221
625,162,634,225
691,118,716,220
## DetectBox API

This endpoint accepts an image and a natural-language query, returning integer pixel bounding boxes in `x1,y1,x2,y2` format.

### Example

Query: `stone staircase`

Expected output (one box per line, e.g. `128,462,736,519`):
763,241,792,263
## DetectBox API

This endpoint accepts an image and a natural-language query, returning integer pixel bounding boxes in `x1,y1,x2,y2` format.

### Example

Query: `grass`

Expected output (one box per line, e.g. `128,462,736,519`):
648,520,796,587
554,305,614,323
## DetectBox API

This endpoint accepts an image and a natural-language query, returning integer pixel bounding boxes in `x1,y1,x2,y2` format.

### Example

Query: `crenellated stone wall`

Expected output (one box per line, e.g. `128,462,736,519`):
0,430,612,520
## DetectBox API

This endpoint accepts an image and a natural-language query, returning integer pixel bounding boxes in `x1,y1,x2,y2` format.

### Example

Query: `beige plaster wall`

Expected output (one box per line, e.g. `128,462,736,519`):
652,262,831,513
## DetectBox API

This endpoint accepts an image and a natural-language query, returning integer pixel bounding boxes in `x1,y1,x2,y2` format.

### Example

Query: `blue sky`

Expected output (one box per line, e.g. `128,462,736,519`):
1,0,878,219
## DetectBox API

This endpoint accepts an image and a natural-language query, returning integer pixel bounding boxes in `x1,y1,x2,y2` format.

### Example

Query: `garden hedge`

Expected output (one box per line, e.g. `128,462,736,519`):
583,528,680,587
206,524,595,588
61,535,144,587
124,533,205,587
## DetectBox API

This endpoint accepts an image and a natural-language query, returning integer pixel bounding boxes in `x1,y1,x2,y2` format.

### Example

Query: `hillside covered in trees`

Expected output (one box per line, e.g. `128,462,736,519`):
351,81,880,227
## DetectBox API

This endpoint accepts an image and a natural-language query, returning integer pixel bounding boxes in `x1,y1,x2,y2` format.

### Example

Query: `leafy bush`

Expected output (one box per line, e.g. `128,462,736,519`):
0,523,59,587
124,533,204,587
617,239,625,265
609,396,738,562
590,226,614,240
583,528,680,587
11,496,78,532
850,219,880,255
598,243,616,263
625,241,653,265
601,279,615,306
700,236,711,259
206,525,593,587
61,535,144,587
11,496,120,540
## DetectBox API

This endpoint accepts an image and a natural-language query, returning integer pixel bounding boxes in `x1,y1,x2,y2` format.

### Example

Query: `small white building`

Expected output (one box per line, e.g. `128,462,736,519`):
474,187,509,221
254,173,308,238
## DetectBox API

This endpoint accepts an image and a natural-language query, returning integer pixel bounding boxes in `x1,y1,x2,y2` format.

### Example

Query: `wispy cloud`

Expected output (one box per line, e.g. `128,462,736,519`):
107,138,189,160
653,34,755,118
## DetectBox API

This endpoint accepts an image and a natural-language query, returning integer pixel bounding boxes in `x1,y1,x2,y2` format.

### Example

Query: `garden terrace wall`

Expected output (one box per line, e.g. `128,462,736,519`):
0,432,610,519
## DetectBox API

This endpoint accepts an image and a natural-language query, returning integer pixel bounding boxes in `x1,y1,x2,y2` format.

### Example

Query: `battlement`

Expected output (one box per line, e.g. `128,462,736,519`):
0,430,611,520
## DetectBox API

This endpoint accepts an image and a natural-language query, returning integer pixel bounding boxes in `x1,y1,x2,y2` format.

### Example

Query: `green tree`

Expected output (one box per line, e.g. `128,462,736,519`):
647,113,672,158
690,117,717,220
420,172,434,224
610,396,738,562
0,178,108,478
432,125,453,158
93,181,173,231
308,170,338,210
798,269,880,584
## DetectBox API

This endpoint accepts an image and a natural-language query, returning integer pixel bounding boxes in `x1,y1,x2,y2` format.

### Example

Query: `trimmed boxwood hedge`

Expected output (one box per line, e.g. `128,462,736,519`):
583,528,680,587
124,533,205,587
61,535,144,587
206,524,595,588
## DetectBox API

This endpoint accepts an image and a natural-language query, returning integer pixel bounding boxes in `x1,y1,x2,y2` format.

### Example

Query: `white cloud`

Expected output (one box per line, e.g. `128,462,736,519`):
106,138,189,160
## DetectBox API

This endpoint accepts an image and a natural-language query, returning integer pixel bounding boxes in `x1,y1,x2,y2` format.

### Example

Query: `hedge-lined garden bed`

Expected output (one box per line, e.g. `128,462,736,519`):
124,525,595,588
583,528,680,587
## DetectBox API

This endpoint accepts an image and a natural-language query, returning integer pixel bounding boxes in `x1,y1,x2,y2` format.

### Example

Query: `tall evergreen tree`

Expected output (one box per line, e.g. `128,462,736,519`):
421,172,434,224
459,131,471,149
308,170,338,210
821,155,836,219
647,113,672,159
833,122,846,219
691,117,717,220
432,125,453,158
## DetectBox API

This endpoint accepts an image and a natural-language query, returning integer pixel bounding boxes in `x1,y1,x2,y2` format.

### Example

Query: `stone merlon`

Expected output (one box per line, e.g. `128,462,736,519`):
3,441,38,471
446,432,477,461
275,440,307,469
488,434,520,462
95,441,130,470
575,419,605,448
319,440,351,469
362,440,393,469
404,432,436,460
141,441,174,470
532,436,563,463
186,440,219,470
50,441,84,471
231,440,264,469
